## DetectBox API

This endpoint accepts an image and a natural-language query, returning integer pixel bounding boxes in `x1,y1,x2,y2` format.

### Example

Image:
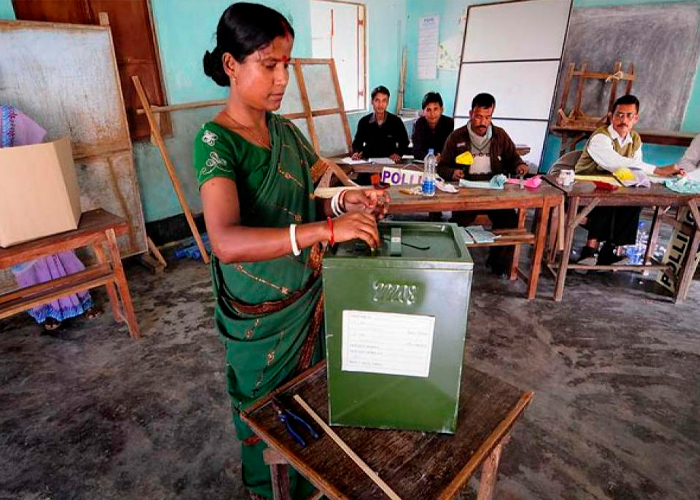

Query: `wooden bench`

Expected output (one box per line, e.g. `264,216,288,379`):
0,209,140,338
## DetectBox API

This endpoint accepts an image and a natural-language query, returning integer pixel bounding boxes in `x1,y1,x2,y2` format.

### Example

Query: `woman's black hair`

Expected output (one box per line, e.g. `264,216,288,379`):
203,2,295,87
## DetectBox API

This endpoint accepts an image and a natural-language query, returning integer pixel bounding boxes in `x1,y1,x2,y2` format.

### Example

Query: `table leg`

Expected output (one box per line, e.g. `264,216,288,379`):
92,242,123,323
509,208,527,281
476,437,507,500
554,197,580,301
527,201,552,300
675,200,700,302
546,202,560,264
105,229,141,339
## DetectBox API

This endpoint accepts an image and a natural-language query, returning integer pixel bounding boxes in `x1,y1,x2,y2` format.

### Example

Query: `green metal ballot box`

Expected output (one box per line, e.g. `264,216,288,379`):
322,221,473,433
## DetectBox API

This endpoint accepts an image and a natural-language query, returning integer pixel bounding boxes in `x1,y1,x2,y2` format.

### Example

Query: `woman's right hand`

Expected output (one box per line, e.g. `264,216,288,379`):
332,212,380,249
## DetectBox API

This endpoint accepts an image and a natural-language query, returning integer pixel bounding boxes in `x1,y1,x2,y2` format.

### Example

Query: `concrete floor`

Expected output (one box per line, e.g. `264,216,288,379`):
1,245,699,500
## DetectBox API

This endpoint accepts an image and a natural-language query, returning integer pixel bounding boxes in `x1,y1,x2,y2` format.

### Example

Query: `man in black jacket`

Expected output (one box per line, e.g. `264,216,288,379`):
412,92,454,161
352,86,409,163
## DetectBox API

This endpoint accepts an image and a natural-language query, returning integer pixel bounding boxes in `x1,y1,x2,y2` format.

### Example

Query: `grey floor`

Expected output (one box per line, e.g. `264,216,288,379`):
1,242,698,500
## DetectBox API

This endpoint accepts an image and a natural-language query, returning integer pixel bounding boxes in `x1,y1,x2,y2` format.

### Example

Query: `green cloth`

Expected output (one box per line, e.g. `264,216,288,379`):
193,114,323,499
575,125,642,175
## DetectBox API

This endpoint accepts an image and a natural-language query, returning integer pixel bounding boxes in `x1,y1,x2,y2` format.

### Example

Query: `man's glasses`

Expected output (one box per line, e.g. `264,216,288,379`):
613,112,637,120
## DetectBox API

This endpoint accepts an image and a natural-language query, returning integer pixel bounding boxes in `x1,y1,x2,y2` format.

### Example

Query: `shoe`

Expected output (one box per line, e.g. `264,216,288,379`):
597,244,629,266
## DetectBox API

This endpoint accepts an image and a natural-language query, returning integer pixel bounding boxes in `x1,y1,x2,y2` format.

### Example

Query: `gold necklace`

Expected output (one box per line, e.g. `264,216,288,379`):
223,109,270,148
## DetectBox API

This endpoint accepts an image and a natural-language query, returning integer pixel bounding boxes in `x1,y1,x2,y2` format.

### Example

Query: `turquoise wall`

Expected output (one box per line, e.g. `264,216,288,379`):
137,0,406,222
0,0,14,19
404,0,700,173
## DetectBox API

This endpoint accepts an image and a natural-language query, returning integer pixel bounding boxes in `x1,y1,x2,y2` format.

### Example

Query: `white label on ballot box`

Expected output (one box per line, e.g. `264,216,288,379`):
341,310,435,378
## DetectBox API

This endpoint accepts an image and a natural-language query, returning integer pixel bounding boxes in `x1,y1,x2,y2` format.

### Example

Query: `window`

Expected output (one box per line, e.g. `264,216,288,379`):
12,0,171,140
311,0,366,112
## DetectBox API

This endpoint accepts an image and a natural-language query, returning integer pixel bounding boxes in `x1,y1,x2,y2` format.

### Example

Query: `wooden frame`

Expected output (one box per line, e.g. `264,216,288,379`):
555,61,635,130
0,19,148,258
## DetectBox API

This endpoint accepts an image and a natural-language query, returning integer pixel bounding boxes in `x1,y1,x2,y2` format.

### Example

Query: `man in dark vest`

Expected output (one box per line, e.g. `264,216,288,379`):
574,94,683,266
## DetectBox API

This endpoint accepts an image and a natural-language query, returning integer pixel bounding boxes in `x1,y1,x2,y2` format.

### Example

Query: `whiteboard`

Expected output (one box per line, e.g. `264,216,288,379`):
455,0,572,166
455,61,560,119
492,120,549,165
453,118,547,165
463,0,571,62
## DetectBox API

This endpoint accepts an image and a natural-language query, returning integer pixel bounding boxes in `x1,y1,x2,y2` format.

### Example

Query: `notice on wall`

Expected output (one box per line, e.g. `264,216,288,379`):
418,15,440,80
342,310,435,378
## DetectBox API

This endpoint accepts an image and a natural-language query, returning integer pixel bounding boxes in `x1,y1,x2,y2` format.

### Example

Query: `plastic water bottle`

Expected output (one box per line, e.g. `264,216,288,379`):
422,149,437,197
625,221,648,265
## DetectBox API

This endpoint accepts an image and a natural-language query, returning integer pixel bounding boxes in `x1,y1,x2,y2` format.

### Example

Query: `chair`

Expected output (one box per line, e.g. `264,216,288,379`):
547,149,583,176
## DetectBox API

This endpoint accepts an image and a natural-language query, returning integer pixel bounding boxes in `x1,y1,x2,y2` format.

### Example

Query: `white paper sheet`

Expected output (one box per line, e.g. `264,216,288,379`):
418,15,440,80
341,310,435,378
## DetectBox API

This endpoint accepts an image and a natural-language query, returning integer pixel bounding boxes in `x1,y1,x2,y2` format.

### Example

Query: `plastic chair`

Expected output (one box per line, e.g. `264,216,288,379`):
547,150,583,176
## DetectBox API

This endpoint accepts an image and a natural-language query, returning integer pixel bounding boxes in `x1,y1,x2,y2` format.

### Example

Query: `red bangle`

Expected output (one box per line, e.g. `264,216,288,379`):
326,216,335,246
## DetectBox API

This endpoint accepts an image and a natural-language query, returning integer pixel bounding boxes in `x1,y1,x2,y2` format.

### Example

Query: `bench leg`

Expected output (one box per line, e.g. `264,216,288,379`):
105,229,141,339
92,242,123,323
476,434,509,500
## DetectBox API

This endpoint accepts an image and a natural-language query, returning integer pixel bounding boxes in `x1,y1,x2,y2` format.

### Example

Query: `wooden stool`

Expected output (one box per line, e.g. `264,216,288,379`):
0,209,140,339
243,361,533,500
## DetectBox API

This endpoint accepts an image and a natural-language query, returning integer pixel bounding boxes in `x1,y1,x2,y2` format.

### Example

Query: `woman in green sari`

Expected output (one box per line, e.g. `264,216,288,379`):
194,3,389,499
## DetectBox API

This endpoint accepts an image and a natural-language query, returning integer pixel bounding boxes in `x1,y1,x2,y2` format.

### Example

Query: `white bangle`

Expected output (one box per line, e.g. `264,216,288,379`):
289,224,301,256
331,191,344,217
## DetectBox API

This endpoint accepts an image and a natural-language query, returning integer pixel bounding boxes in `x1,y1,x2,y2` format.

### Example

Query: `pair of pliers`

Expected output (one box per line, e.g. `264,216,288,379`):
272,398,319,447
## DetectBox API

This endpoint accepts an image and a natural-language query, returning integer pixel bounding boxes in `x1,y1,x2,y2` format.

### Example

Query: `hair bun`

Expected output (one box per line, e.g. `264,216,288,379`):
202,47,230,87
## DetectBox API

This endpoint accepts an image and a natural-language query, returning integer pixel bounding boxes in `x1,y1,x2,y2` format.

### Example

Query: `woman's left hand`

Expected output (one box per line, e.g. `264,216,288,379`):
343,189,391,219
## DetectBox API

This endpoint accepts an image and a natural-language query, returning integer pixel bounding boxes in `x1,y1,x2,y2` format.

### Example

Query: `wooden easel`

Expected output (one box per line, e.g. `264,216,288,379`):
132,59,354,265
553,61,635,155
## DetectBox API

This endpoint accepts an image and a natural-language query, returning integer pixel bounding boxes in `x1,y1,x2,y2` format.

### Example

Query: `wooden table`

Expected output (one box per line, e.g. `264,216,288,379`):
387,183,564,300
545,177,700,302
242,361,533,500
0,209,140,339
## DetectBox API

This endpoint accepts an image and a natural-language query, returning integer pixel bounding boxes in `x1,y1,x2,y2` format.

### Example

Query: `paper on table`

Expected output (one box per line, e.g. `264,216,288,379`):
574,174,622,185
368,157,397,164
342,310,435,378
340,157,371,165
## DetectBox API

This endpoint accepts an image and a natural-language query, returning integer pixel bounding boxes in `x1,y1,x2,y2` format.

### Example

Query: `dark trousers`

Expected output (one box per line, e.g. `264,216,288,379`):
585,206,641,246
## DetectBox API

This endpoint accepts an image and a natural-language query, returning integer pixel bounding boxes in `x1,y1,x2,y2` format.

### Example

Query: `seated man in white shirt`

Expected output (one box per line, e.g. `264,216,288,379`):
574,94,682,266
677,134,700,180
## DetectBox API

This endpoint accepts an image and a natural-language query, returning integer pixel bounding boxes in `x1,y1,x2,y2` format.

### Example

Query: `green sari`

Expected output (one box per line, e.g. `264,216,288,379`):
193,114,326,499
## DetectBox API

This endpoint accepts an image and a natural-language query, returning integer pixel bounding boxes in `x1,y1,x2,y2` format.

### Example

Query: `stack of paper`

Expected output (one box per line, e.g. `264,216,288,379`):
464,225,500,244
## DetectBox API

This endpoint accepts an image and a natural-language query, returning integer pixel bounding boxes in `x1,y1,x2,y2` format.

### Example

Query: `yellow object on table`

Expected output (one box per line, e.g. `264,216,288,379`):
456,151,474,166
613,167,636,182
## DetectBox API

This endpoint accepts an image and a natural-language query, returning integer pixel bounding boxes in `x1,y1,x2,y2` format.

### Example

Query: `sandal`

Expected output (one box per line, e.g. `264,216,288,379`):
43,318,61,331
85,307,103,320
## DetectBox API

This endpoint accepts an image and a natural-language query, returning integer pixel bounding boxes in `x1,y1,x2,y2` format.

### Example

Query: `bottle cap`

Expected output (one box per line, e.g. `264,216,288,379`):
428,149,434,154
